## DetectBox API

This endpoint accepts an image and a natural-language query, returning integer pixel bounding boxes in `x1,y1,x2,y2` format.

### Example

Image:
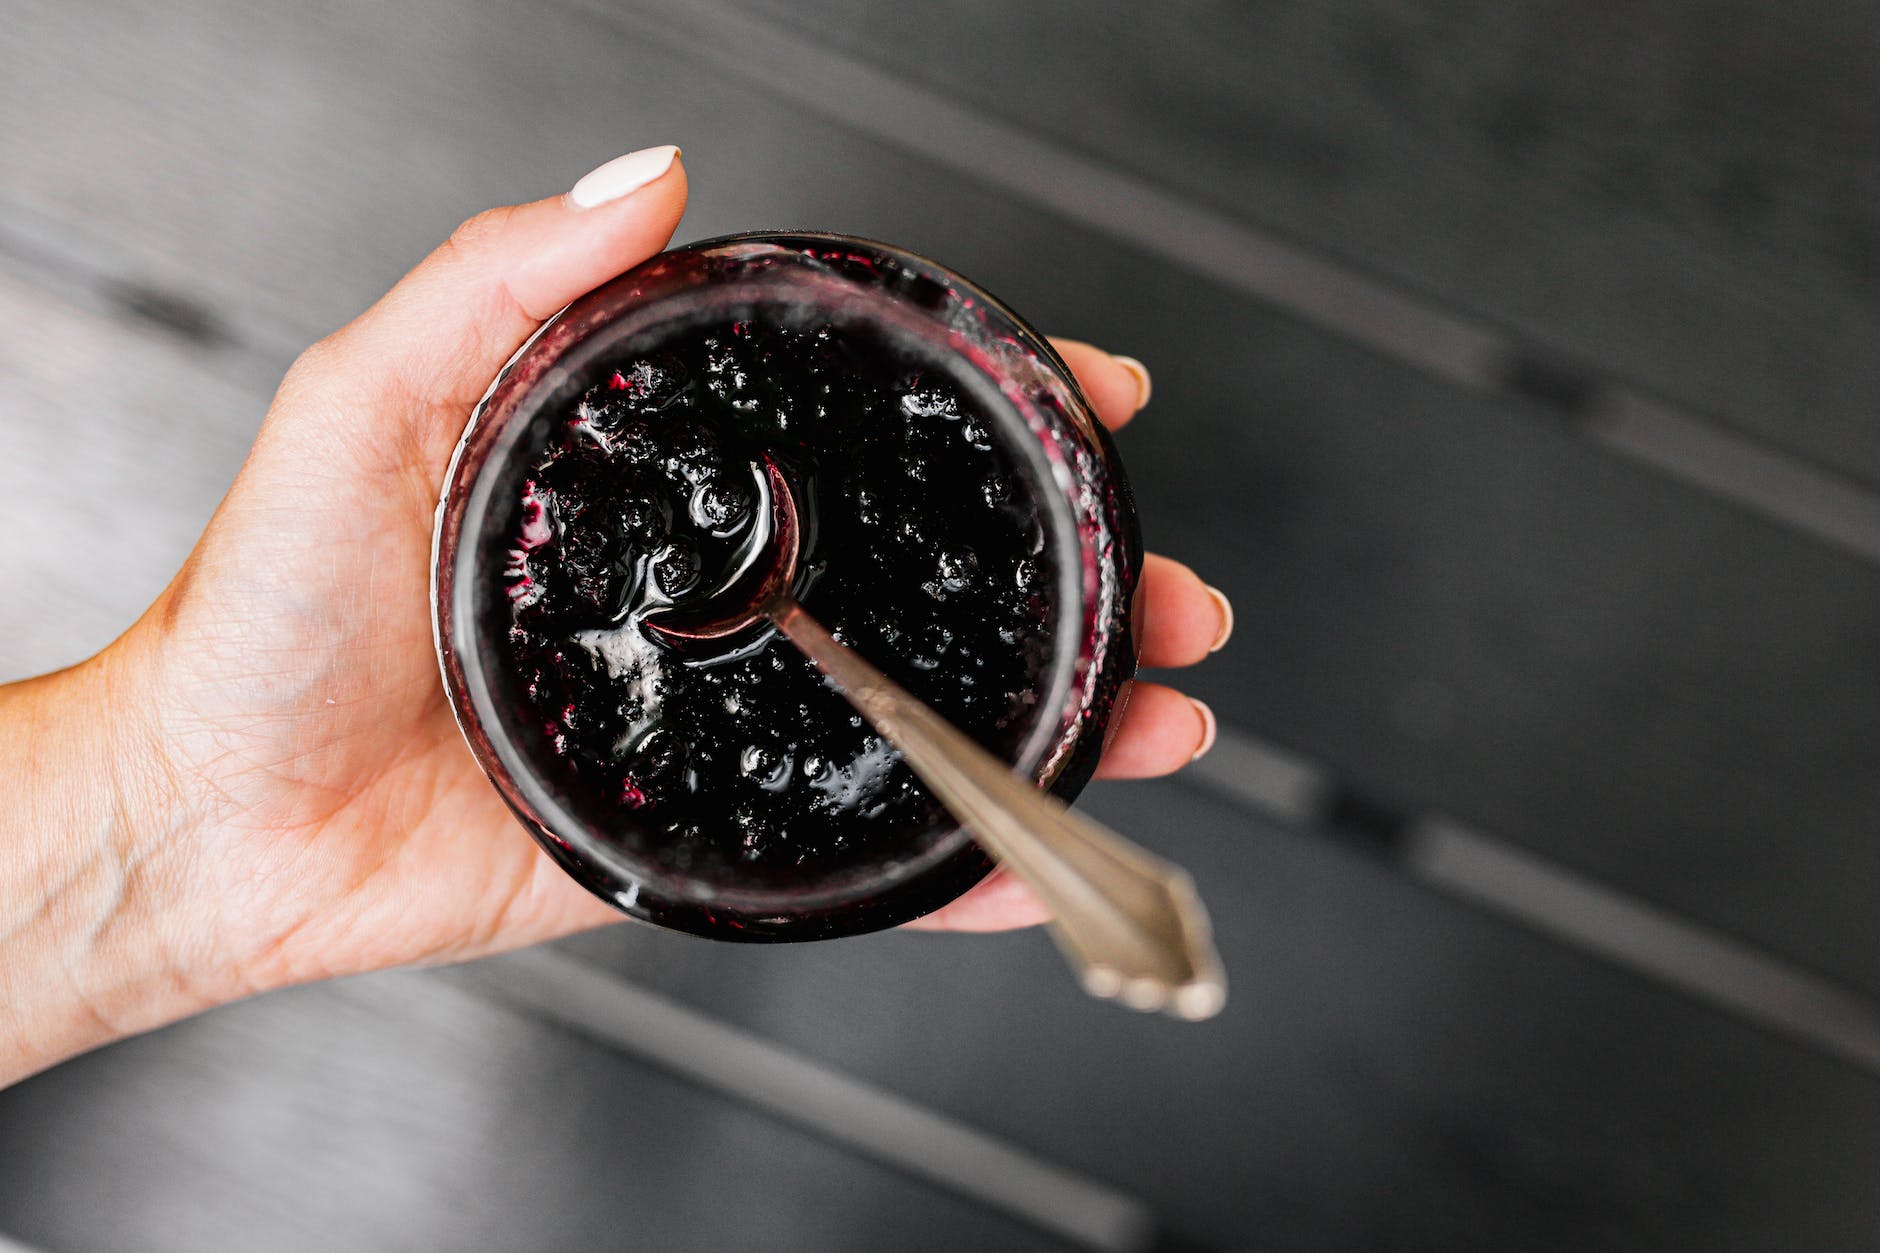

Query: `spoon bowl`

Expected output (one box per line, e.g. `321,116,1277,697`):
644,456,801,645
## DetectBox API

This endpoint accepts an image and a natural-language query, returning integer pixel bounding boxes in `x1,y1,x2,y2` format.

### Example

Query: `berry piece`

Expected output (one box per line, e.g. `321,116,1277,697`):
691,478,751,533
654,539,702,597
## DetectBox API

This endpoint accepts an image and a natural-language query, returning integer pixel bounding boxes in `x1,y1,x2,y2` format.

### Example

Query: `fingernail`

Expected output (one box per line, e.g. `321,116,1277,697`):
1111,355,1153,409
568,145,681,209
1189,698,1218,762
1205,585,1234,653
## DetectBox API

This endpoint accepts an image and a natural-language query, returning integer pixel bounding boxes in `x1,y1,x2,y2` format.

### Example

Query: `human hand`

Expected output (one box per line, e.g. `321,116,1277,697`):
0,145,1232,1078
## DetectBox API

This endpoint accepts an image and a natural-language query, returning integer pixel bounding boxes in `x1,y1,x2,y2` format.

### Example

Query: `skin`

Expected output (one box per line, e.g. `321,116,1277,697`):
0,154,1231,1086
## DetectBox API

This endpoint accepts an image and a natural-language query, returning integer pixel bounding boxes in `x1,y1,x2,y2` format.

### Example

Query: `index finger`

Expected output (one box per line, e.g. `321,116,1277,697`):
1050,338,1152,432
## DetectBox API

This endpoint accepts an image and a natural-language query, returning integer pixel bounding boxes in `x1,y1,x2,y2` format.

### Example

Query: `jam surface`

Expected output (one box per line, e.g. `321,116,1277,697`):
499,314,1059,888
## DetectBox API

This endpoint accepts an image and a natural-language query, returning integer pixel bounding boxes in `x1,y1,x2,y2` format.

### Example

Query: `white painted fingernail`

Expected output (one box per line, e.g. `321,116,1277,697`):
1205,585,1234,653
1111,355,1152,409
1189,698,1218,762
568,145,681,209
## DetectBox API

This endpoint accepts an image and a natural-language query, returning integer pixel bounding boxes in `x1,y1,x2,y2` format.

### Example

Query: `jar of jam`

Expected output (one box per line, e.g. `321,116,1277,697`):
433,232,1141,940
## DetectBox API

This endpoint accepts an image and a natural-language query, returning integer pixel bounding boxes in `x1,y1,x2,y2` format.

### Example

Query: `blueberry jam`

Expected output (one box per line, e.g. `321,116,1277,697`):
497,314,1060,887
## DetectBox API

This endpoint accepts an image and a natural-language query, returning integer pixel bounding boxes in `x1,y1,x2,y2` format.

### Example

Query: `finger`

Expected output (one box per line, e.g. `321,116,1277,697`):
1050,338,1151,432
313,144,689,439
902,868,1051,932
1138,553,1234,668
1095,682,1216,779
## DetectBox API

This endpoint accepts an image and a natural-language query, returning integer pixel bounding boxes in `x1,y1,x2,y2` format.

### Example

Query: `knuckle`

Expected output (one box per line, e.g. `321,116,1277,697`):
445,204,517,257
283,331,347,386
276,327,375,412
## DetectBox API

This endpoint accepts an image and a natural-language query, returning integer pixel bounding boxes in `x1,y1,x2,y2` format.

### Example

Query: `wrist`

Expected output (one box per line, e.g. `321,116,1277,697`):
0,637,222,1085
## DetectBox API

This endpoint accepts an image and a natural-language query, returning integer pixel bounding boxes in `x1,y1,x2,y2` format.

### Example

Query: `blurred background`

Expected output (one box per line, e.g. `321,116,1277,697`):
4,1,1880,1249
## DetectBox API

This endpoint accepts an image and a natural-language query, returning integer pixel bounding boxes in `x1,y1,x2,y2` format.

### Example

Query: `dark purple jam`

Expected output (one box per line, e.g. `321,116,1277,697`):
498,314,1059,887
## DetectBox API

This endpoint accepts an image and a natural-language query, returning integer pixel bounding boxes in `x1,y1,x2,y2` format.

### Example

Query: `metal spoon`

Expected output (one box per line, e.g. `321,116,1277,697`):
646,457,1226,1020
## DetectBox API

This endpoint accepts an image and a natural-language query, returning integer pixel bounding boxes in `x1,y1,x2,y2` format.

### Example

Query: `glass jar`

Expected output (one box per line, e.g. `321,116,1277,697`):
432,231,1141,940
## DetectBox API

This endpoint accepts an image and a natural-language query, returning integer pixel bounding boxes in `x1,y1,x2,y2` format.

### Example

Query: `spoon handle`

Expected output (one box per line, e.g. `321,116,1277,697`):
772,600,1226,1020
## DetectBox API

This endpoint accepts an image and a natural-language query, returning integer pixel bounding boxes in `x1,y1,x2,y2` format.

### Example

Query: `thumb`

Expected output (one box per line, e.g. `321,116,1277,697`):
301,144,689,442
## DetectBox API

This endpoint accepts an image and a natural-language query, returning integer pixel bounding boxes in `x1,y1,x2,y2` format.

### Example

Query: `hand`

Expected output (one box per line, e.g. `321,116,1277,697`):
0,146,1232,1079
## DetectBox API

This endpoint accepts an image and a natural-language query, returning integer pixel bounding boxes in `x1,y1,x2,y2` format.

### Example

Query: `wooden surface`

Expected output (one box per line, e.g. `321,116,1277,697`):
3,1,1880,1249
723,0,1880,486
0,972,1055,1252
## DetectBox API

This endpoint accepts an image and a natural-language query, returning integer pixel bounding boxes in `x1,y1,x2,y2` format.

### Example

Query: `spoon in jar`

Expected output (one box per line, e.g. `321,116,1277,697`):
644,455,1226,1020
